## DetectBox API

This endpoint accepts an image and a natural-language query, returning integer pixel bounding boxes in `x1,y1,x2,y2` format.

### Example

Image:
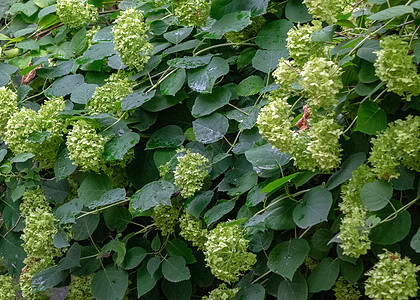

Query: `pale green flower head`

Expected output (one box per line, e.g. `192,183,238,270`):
0,86,18,136
202,283,239,300
152,205,179,236
174,149,209,198
374,35,420,100
87,73,133,117
0,274,15,299
66,119,107,173
272,58,301,98
56,0,98,29
286,21,324,66
112,8,154,70
365,251,418,300
173,0,211,27
333,277,362,300
20,187,50,218
204,223,256,284
303,0,351,24
67,275,95,300
179,212,208,250
20,256,55,300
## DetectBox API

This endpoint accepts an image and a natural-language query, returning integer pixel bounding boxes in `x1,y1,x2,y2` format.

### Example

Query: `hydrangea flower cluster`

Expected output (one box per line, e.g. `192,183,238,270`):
56,0,98,29
66,119,107,173
202,283,239,300
179,213,208,250
112,8,154,70
67,275,95,300
374,35,420,100
365,251,418,299
204,223,256,284
286,21,324,66
172,0,211,27
301,57,343,109
0,86,17,136
152,205,179,236
338,164,375,257
369,115,420,180
272,59,301,98
333,277,361,300
303,0,351,24
174,149,209,198
0,274,15,299
19,188,61,299
86,73,133,117
3,97,66,165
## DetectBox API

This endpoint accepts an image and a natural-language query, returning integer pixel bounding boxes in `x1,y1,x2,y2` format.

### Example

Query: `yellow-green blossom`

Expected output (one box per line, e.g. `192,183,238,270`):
365,251,418,300
272,59,301,98
0,274,15,299
301,57,343,110
152,205,179,236
112,8,154,70
333,277,361,300
20,188,51,218
204,223,256,284
56,0,98,29
20,256,54,300
286,21,324,65
374,35,420,100
66,120,107,173
173,0,211,27
67,275,94,300
179,212,208,250
174,149,209,198
0,86,17,136
202,283,239,300
303,0,351,24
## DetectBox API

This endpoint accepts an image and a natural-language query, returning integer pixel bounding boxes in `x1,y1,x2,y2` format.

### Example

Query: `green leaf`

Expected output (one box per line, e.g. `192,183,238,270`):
78,174,112,206
58,243,81,270
307,258,339,293
367,5,413,21
264,198,296,231
246,183,267,207
71,27,87,55
0,229,26,277
146,125,185,150
234,284,265,300
237,75,265,96
358,61,379,83
54,146,77,180
103,206,131,232
11,185,25,202
137,264,158,298
267,239,310,280
160,68,186,96
162,279,192,300
293,187,333,228
38,4,56,18
245,144,291,178
249,230,273,252
360,179,392,211
16,39,39,50
37,59,74,78
46,74,85,97
101,239,126,266
192,86,231,117
285,0,312,23
53,230,70,249
82,41,116,61
410,228,420,253
70,83,97,104
54,198,83,224
168,55,212,69
356,39,380,63
41,179,68,205
71,214,100,240
142,90,187,112
339,259,364,284
277,272,308,300
0,0,16,19
252,49,289,73
103,132,140,161
121,89,155,111
256,19,293,50
210,0,269,19
86,188,126,209
163,40,201,55
355,100,387,135
9,1,38,16
166,238,196,264
370,210,411,245
91,266,128,300
122,247,147,270
130,180,174,213
326,152,366,190
163,27,193,44
0,149,7,163
10,152,34,163
185,191,213,219
33,0,55,8
162,256,191,282
204,11,252,39
392,166,415,191
193,113,229,144
204,200,235,226
188,57,229,93
228,171,258,197
311,25,335,42
32,266,67,292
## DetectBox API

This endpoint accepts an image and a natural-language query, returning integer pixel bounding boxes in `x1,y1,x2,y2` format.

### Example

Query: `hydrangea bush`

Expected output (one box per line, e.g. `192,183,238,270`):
0,0,419,299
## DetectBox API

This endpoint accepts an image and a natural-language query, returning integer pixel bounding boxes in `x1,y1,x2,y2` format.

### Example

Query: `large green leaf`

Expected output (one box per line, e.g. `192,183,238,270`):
245,144,291,178
285,0,312,23
410,228,420,253
326,152,366,190
162,280,193,300
163,27,193,44
370,210,411,245
103,206,131,232
46,74,85,97
234,284,265,299
293,187,333,228
237,75,265,96
188,57,229,93
185,191,213,219
121,89,155,111
339,259,364,285
86,188,126,209
210,0,269,19
54,198,83,224
203,200,235,226
122,247,147,270
360,180,392,211
78,174,112,206
130,180,174,213
193,113,229,144
103,132,140,160
162,256,191,282
137,264,159,297
277,272,308,300
168,55,212,69
192,86,231,118
0,229,26,277
204,11,252,39
267,239,310,280
355,100,387,135
91,266,128,300
256,19,293,50
307,258,340,293
368,5,413,21
146,125,185,150
160,68,186,96
32,266,67,292
252,49,289,73
71,214,100,240
166,238,196,265
264,198,297,231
